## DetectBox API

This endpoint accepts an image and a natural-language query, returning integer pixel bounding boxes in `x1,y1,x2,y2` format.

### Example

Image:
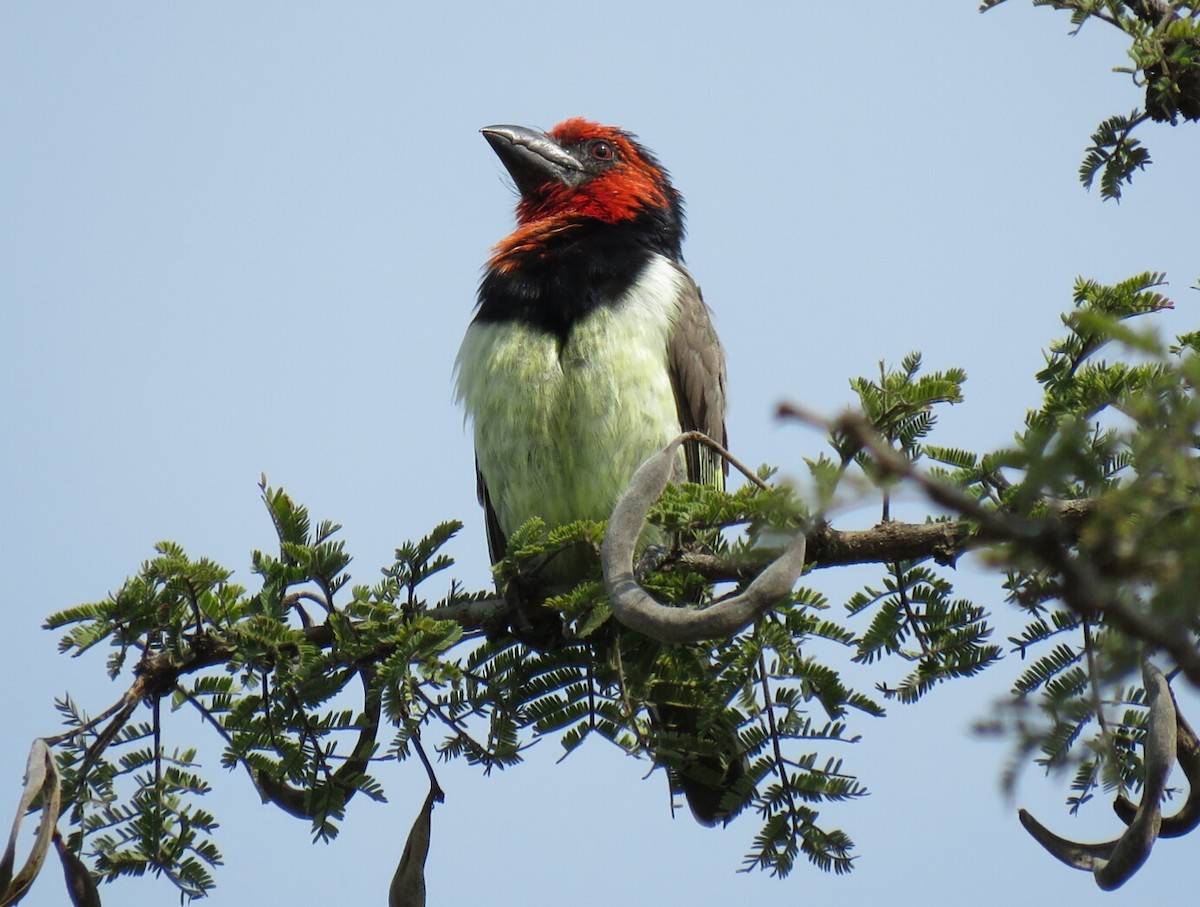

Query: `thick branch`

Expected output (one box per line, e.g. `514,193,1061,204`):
439,502,1095,629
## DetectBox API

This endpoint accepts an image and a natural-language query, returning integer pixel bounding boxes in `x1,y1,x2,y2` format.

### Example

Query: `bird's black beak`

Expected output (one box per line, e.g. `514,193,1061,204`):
481,124,585,197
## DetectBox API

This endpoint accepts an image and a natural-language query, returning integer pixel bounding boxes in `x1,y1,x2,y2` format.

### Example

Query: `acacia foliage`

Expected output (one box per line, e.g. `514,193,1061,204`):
28,268,1200,900
981,0,1200,198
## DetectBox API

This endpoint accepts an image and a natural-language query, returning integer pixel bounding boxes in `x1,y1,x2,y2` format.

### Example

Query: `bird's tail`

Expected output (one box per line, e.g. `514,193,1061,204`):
648,687,749,826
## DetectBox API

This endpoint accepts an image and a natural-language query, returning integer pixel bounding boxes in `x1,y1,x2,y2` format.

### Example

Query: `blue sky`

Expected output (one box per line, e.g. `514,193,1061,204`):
2,3,1197,904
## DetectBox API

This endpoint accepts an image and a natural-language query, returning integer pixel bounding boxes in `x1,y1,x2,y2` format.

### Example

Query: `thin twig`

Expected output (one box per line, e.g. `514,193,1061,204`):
408,729,445,803
676,430,770,491
1082,618,1115,751
756,646,798,834
42,694,137,747
611,633,653,754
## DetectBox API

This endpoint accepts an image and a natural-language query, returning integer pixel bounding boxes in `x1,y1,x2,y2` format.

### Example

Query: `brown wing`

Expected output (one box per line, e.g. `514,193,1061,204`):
476,460,508,565
667,264,728,490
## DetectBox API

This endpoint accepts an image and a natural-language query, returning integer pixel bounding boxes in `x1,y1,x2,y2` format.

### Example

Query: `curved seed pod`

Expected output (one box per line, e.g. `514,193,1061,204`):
602,435,807,644
1018,662,1177,890
0,739,62,906
53,832,101,907
252,668,382,819
1113,690,1200,837
389,788,438,907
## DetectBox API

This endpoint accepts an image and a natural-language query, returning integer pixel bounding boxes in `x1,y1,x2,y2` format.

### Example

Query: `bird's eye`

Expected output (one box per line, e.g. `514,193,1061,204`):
589,139,615,161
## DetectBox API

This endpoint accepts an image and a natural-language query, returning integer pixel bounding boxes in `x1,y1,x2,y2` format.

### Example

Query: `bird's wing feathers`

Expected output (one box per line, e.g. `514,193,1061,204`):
476,459,508,565
667,266,728,490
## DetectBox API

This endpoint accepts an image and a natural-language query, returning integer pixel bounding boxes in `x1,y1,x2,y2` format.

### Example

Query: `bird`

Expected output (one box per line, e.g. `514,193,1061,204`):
454,118,742,825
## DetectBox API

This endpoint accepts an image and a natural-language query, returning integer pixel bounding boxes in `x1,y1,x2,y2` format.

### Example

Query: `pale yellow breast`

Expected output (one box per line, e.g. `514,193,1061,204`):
455,255,688,548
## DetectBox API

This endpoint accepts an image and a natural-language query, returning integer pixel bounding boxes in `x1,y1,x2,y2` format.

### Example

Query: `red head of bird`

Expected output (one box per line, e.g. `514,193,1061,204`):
481,118,686,271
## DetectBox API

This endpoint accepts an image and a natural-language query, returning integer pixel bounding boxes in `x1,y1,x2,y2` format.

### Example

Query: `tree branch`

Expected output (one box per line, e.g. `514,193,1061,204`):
780,403,1200,687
